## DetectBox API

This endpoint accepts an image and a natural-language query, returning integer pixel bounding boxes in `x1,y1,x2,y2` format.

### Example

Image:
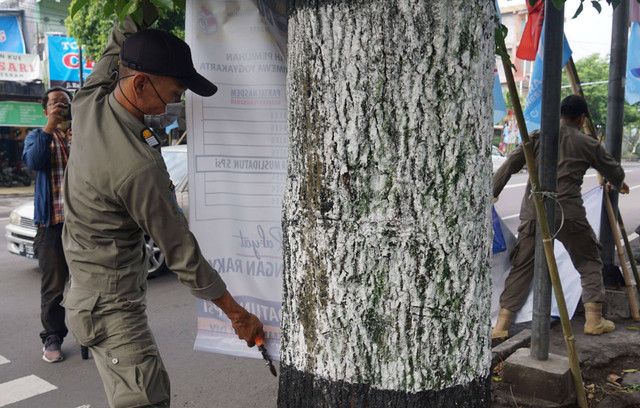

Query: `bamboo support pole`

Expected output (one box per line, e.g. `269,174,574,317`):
564,59,640,321
618,214,640,295
500,56,588,408
603,195,640,320
175,131,187,145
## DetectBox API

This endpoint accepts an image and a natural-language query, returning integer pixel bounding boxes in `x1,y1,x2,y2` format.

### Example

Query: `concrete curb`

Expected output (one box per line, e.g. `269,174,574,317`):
492,329,532,368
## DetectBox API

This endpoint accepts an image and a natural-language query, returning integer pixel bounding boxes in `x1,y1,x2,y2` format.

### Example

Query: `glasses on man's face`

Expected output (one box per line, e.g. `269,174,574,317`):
47,100,68,108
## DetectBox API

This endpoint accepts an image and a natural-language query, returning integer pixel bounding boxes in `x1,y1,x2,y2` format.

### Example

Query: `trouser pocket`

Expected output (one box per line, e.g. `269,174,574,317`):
105,343,170,408
62,288,104,346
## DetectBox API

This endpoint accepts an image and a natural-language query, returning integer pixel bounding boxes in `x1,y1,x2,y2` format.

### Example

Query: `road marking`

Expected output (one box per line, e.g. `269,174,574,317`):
501,214,520,220
0,375,57,407
630,184,640,191
0,355,9,366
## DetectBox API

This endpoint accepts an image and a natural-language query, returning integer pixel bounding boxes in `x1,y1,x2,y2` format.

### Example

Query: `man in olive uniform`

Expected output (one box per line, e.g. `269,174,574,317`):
492,95,629,339
62,3,264,407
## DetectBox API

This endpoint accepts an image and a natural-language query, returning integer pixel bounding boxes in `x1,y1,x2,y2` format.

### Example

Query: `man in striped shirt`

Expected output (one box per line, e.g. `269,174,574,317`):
22,87,73,363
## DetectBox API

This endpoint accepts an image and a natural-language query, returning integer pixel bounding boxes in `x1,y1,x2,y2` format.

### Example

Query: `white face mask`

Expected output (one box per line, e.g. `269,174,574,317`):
144,102,181,129
118,74,182,130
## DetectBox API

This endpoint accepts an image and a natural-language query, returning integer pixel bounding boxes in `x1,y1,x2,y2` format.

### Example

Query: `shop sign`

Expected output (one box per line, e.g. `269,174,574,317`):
0,101,46,127
0,15,26,54
0,51,42,82
46,35,93,90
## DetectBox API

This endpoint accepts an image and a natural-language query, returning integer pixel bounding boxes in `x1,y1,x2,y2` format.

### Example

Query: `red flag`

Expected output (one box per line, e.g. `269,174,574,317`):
516,1,545,61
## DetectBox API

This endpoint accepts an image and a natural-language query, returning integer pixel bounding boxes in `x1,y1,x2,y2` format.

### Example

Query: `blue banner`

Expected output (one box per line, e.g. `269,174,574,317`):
493,67,507,124
493,0,507,124
0,15,25,54
492,205,506,254
626,22,640,106
47,35,94,90
523,24,572,132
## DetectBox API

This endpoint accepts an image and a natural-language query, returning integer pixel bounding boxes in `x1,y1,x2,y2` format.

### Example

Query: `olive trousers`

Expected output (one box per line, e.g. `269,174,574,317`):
500,217,606,312
65,284,170,408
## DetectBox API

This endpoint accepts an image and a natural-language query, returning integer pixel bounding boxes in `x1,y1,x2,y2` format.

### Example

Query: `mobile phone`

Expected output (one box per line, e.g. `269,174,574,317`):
59,105,71,121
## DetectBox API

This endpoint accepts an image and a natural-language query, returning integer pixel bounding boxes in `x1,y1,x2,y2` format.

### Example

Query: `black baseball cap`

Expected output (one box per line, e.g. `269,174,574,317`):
560,94,589,117
121,29,217,97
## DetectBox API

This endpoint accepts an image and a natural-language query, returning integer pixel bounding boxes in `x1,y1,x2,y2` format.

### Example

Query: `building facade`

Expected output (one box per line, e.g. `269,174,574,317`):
0,0,71,170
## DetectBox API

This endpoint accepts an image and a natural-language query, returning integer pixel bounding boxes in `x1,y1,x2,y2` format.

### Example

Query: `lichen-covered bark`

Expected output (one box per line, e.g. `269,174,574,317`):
280,0,495,403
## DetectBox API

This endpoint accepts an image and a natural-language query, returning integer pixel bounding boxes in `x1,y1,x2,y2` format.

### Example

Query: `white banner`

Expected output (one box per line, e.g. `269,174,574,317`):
491,185,604,324
186,0,287,360
0,51,41,82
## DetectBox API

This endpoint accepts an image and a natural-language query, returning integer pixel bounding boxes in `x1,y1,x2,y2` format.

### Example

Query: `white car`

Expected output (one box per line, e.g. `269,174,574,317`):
492,146,508,173
5,145,188,278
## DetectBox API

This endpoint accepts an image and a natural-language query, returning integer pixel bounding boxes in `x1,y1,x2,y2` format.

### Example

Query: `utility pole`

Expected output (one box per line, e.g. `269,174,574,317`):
600,0,630,287
531,3,564,361
78,46,84,87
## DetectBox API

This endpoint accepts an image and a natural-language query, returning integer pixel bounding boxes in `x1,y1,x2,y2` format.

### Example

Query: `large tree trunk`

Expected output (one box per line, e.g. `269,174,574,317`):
280,1,495,406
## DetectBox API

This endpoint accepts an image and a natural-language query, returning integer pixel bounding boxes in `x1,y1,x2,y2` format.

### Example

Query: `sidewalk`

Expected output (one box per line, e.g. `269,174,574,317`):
0,184,34,219
0,184,34,197
492,316,640,407
492,234,640,407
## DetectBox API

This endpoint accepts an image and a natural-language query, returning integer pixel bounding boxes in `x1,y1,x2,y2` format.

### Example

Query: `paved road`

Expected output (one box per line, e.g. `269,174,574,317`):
494,160,640,237
0,205,278,408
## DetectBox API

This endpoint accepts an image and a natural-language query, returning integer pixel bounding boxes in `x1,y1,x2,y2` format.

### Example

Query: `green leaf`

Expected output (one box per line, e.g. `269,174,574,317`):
623,369,638,373
492,376,502,382
115,0,127,15
103,1,115,17
626,326,640,330
592,1,602,13
124,0,139,16
552,0,565,10
132,6,144,24
151,0,174,10
173,0,185,9
572,1,584,18
494,19,515,70
70,0,91,18
117,7,129,24
529,0,539,7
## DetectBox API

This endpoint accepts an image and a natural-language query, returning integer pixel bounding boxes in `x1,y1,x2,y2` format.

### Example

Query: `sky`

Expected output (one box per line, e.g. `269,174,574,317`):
498,0,614,61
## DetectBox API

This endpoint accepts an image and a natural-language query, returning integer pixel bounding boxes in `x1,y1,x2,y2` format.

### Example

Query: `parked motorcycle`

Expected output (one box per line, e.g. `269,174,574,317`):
11,162,31,186
0,156,13,188
0,152,32,187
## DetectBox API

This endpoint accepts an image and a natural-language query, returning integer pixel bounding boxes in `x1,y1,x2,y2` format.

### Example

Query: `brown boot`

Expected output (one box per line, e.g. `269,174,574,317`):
492,308,514,339
584,302,615,335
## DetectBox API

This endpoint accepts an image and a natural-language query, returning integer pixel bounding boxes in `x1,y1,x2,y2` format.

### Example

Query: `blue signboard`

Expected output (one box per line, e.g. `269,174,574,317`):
47,35,94,90
0,15,25,54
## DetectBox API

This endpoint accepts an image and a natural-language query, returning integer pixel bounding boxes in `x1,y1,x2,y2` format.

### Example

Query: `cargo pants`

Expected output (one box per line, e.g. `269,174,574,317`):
500,217,606,312
63,283,170,408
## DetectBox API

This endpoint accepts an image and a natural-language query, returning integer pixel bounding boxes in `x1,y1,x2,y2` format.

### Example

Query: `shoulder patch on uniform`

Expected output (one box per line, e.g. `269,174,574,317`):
141,128,159,147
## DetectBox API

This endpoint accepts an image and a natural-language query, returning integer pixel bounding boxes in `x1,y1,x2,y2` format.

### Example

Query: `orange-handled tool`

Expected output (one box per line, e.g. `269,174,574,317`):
255,334,277,377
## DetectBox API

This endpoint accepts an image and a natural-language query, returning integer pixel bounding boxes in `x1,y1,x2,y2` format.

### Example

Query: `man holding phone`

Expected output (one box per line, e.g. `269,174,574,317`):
22,87,73,363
